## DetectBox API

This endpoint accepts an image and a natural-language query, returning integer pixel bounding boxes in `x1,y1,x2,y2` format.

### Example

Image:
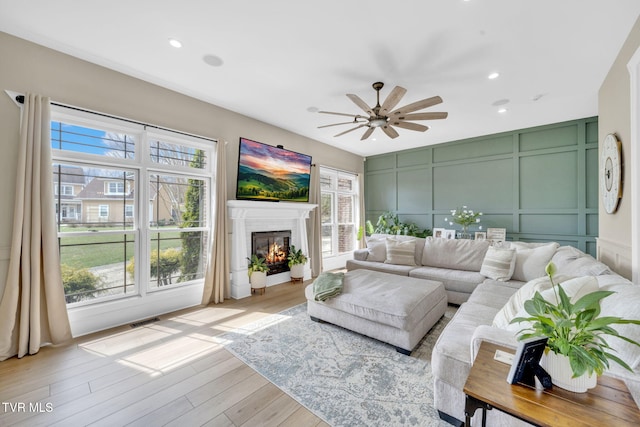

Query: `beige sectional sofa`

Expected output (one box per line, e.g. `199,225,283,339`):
347,234,640,426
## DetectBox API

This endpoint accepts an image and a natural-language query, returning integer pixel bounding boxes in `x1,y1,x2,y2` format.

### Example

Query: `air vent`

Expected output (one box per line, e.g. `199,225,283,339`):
130,317,161,328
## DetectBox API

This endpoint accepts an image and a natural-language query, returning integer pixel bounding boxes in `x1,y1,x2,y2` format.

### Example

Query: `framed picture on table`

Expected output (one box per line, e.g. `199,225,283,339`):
433,228,446,238
475,231,486,240
486,228,506,243
444,229,456,240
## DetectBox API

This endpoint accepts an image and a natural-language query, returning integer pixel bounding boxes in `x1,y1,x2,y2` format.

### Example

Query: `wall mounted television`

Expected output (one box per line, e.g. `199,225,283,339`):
236,137,312,202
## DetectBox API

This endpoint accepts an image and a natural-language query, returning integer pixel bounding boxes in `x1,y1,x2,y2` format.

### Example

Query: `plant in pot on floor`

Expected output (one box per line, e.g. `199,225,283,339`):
247,254,269,294
510,262,640,392
287,245,308,281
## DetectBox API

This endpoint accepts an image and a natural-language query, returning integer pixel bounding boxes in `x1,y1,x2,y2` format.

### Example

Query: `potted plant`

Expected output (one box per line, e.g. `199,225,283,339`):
510,262,640,392
247,254,269,294
287,245,308,280
444,206,482,239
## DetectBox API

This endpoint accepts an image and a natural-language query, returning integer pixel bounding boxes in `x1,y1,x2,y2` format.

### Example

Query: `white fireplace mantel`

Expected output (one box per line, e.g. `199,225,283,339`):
228,200,317,299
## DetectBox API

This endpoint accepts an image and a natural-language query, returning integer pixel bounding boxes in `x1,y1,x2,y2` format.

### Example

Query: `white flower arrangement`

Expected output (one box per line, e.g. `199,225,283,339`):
444,206,483,228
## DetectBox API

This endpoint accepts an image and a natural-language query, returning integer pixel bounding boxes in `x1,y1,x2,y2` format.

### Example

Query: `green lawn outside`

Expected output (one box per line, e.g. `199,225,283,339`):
59,227,184,269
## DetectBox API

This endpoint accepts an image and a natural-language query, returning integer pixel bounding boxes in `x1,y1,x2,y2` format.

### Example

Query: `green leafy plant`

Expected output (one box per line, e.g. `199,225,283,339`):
247,254,269,277
371,211,431,238
287,245,308,267
511,262,640,377
357,220,375,240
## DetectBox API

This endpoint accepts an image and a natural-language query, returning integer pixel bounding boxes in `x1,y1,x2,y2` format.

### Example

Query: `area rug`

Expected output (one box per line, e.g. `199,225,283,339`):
220,303,454,427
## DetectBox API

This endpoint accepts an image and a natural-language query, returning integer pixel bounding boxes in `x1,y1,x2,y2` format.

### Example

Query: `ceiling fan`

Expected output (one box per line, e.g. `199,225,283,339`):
318,82,448,140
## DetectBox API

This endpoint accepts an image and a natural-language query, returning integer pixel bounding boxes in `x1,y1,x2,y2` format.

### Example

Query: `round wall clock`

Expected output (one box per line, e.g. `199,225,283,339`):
600,133,622,214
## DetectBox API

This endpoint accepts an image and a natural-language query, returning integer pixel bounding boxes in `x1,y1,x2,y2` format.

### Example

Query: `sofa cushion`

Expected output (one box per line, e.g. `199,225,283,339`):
599,282,640,371
421,237,490,272
556,255,611,277
365,236,387,262
504,276,599,333
492,275,571,329
384,237,417,266
510,241,559,282
346,259,414,276
409,266,486,294
368,234,425,265
480,246,517,281
467,281,520,310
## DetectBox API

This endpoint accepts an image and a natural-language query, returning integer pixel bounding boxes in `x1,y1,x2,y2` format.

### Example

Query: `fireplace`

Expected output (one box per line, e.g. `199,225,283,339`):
227,200,317,299
252,230,291,275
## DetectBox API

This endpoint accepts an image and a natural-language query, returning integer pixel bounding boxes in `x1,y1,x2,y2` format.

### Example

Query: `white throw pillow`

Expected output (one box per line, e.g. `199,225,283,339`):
492,275,557,328
510,242,559,282
365,237,387,262
480,246,517,281
384,238,417,266
504,276,599,333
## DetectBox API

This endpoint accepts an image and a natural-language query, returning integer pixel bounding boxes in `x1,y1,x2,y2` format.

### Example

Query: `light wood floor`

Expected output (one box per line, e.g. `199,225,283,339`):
0,280,329,427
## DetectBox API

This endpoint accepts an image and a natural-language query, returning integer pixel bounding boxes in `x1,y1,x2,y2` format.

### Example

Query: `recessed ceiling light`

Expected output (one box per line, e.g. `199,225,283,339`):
492,99,509,106
307,106,319,113
488,72,500,80
498,108,508,114
203,54,224,67
168,38,182,48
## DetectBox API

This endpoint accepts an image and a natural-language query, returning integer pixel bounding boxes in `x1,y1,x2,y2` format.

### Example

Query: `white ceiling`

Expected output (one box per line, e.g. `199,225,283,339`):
1,1,639,157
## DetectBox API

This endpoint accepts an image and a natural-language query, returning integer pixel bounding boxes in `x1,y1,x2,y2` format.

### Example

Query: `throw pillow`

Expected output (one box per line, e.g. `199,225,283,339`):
384,238,417,266
504,276,598,333
510,242,559,282
480,246,517,281
492,275,557,328
365,237,387,262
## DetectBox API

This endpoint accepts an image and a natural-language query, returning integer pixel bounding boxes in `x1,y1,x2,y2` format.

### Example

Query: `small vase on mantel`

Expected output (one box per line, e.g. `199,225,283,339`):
457,225,472,240
540,350,597,393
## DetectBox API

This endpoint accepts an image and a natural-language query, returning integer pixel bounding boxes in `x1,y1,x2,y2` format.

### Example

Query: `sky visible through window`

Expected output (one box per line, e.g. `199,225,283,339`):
51,122,135,158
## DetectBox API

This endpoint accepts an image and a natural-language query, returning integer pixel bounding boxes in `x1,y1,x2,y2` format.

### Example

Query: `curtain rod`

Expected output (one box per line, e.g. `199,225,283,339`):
14,94,218,144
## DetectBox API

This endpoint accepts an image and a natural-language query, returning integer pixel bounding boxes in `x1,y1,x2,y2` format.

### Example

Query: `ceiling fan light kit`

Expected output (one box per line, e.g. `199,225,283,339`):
319,81,448,140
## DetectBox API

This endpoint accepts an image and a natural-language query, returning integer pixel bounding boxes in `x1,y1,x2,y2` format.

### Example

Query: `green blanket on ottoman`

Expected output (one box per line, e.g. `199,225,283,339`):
313,272,345,301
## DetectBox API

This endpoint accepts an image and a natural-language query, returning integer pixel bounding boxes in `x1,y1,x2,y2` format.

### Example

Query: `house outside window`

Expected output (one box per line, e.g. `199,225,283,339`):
320,167,358,270
51,108,213,316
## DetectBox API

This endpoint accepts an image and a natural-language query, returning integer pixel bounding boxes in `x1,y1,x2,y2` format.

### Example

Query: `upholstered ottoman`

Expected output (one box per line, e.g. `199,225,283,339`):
305,269,447,355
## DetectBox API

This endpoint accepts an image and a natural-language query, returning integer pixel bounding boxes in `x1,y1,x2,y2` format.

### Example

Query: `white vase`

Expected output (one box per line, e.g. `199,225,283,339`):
250,271,267,291
290,263,305,279
540,350,597,392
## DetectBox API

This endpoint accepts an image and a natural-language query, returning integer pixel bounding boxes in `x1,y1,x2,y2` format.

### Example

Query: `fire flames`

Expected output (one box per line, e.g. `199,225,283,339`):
266,242,286,264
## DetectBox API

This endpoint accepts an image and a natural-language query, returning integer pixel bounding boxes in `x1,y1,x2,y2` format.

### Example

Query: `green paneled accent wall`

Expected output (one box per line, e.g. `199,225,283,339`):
364,117,599,256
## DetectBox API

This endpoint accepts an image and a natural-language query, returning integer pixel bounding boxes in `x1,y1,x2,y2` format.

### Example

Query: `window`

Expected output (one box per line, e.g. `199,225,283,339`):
320,167,358,259
98,205,109,218
106,181,126,195
51,109,213,306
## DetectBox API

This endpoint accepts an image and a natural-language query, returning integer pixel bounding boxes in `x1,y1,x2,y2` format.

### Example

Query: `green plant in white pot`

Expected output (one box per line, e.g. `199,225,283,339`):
287,245,308,280
247,254,269,293
510,262,640,392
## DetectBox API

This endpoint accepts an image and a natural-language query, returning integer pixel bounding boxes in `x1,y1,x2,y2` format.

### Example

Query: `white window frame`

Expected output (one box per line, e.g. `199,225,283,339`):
125,204,134,218
50,107,215,336
106,181,126,195
320,166,359,271
98,204,109,218
61,185,74,196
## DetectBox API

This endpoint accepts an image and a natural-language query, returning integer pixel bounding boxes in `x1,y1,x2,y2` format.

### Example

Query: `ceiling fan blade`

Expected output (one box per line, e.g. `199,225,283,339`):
390,121,429,132
360,127,375,140
380,86,407,114
318,120,365,129
319,111,368,119
346,94,374,115
394,112,448,121
334,124,367,137
389,96,443,116
381,125,399,139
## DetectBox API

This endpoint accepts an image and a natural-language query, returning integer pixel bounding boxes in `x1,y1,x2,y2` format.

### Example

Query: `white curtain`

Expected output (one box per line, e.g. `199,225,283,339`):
0,93,72,361
202,140,229,304
308,165,323,277
358,174,366,249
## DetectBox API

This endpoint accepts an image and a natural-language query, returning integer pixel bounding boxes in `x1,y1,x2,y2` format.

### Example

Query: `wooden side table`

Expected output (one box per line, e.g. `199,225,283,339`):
463,342,640,427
